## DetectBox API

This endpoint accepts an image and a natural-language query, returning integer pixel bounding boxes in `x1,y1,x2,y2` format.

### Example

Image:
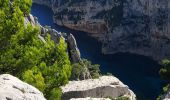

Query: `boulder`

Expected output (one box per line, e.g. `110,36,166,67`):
24,14,39,27
61,76,136,100
0,74,46,100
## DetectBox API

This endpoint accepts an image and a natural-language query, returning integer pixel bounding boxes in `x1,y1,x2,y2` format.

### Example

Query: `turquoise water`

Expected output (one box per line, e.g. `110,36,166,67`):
31,4,166,100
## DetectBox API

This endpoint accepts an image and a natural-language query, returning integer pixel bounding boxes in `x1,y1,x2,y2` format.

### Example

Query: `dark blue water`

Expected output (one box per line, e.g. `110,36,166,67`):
31,4,166,100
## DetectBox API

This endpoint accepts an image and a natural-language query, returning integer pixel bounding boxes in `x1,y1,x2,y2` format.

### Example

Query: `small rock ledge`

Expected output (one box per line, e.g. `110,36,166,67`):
71,97,111,100
61,76,136,100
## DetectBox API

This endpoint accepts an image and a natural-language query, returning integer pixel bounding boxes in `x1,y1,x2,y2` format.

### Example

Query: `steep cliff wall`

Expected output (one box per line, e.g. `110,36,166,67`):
102,0,170,61
33,0,170,61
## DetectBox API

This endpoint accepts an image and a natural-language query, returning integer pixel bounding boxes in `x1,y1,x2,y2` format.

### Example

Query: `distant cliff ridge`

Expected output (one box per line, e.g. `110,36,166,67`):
33,0,170,61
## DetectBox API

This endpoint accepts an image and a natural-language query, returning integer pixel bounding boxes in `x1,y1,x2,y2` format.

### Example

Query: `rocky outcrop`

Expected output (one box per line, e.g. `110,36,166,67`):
0,74,46,100
33,0,170,61
67,33,81,63
162,89,170,100
61,76,136,100
26,14,91,80
70,97,111,100
25,14,81,63
24,14,39,27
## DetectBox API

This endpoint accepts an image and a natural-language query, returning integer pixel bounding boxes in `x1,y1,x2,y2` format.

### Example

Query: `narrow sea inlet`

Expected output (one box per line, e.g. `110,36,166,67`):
31,4,166,100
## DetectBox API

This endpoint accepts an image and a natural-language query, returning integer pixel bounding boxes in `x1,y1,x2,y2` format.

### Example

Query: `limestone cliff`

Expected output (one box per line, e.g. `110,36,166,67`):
0,74,46,100
33,0,170,61
61,76,136,100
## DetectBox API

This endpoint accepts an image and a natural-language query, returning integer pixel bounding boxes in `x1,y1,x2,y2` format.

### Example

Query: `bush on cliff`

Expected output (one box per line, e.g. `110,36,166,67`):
157,59,170,100
81,59,100,79
71,59,100,80
159,59,170,82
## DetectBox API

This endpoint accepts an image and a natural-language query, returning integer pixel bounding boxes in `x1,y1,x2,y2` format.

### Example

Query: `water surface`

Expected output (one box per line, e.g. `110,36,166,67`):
31,4,166,100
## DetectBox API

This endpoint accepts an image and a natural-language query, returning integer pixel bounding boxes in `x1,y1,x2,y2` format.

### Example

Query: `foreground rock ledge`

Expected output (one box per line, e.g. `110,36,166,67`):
71,97,111,100
61,76,136,100
0,74,46,100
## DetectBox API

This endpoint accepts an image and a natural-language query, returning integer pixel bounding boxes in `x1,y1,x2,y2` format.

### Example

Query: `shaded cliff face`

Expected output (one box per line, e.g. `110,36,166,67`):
103,0,170,61
33,0,170,60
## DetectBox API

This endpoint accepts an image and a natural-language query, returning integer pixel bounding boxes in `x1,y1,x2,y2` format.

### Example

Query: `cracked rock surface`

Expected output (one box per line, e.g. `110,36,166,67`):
61,76,136,100
0,74,46,100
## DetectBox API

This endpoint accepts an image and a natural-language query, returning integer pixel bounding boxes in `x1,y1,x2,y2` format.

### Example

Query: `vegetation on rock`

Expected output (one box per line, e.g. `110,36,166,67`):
0,0,71,99
71,59,100,80
159,59,170,82
157,59,170,100
0,0,102,99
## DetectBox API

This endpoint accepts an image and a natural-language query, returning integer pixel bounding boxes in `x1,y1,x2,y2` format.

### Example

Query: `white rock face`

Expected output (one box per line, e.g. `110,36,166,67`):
163,89,170,100
70,97,111,100
0,74,46,100
61,76,136,100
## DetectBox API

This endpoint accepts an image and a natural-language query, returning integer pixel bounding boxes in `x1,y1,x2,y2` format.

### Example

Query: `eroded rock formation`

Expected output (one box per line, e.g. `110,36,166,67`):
33,0,170,61
67,33,81,63
61,76,136,100
25,14,81,63
0,74,46,100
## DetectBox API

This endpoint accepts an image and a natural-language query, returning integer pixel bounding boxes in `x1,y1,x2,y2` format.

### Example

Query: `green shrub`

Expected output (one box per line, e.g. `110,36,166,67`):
81,59,100,79
157,59,170,99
